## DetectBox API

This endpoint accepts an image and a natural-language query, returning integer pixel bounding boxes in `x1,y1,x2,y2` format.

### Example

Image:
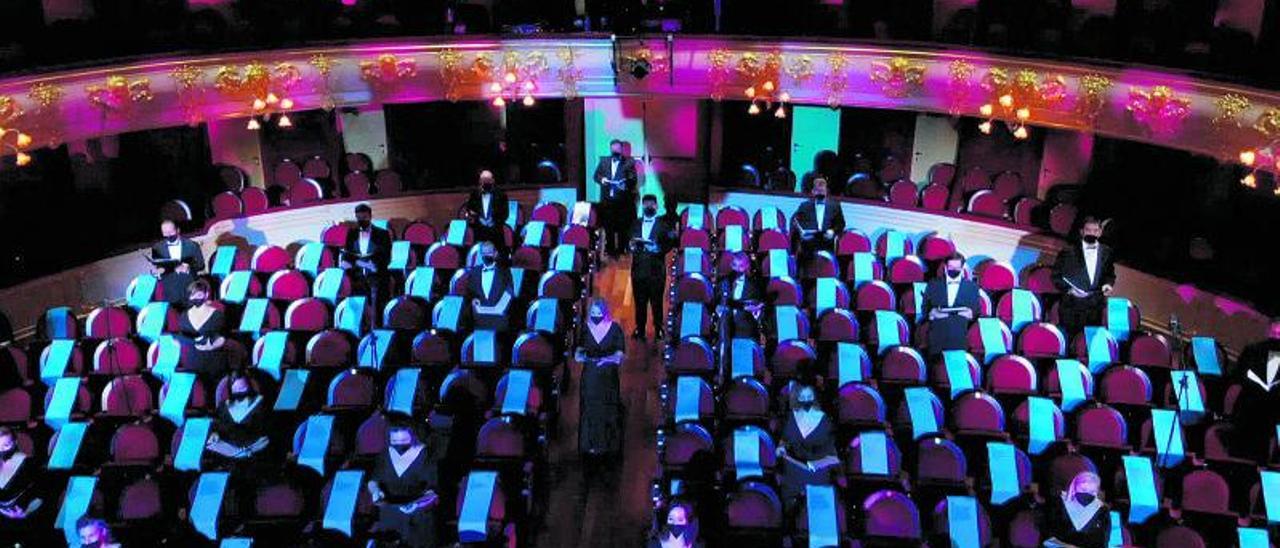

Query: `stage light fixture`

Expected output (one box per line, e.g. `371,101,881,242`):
252,98,267,111
493,97,506,107
15,152,31,166
747,103,761,115
246,118,261,130
1242,173,1258,188
774,106,786,119
522,95,536,107
280,98,295,110
979,104,994,117
1016,108,1031,121
277,114,292,128
1013,125,1029,140
978,120,993,134
15,133,31,148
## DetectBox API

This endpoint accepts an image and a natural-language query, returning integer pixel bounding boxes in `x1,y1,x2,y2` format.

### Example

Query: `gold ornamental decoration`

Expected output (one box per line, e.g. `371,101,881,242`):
1126,85,1192,136
557,48,583,99
214,62,301,102
823,53,850,108
869,57,926,98
783,55,814,86
169,64,208,125
486,51,551,107
0,96,34,166
85,75,154,115
1075,73,1112,121
736,52,791,117
310,54,341,110
946,59,975,114
359,53,417,90
707,48,733,101
26,82,65,148
438,49,495,102
1212,93,1251,127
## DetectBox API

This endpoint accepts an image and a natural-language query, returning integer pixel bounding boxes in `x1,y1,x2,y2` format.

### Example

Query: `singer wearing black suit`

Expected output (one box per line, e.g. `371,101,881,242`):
1052,218,1116,340
466,242,516,333
342,204,393,320
593,139,639,257
150,219,206,305
462,170,511,253
790,178,845,261
922,254,980,358
630,195,676,340
716,252,765,341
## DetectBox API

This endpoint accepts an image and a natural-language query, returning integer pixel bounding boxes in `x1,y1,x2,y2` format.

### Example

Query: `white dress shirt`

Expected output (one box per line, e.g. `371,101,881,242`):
946,277,961,307
732,277,745,300
1082,243,1099,286
814,203,826,230
481,193,492,219
166,240,183,261
641,215,656,241
358,230,372,255
610,157,620,180
482,266,495,297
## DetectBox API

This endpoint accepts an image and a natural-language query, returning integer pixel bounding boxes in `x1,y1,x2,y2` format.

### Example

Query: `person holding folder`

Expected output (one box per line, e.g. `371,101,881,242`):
1229,318,1280,462
1052,217,1116,339
790,178,845,261
461,170,511,253
149,219,205,305
341,203,392,317
716,252,765,341
467,242,515,333
629,194,676,340
367,423,438,548
922,253,980,358
593,139,638,258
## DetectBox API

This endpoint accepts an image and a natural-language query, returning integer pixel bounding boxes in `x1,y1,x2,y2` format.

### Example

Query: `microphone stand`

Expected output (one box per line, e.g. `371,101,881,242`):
1160,314,1185,468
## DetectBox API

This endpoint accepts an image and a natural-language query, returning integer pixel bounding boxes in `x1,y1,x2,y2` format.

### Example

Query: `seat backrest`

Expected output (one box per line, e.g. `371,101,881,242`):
863,490,922,539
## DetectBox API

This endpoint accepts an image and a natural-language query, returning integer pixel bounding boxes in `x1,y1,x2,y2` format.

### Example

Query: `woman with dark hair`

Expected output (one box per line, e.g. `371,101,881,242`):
776,383,839,508
0,426,44,544
576,297,626,461
648,501,704,548
367,423,439,548
179,279,227,383
205,375,270,467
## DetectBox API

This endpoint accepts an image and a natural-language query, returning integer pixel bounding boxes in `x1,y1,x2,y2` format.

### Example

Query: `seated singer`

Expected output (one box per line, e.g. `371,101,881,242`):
594,139,638,257
341,203,392,316
717,252,765,341
629,194,676,340
462,170,511,252
150,219,205,305
1051,216,1116,340
467,242,515,333
790,178,845,261
922,253,979,358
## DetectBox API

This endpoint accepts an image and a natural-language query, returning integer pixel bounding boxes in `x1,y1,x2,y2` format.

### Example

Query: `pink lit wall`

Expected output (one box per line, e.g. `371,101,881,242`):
40,0,92,22
206,117,266,188
1215,0,1265,39
1036,129,1094,198
932,0,978,35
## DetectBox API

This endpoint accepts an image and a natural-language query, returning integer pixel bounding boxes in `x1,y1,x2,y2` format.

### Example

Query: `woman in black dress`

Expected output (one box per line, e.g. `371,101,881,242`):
205,375,270,467
777,384,839,508
179,280,227,384
0,426,44,545
1043,471,1110,548
367,424,439,548
576,298,625,459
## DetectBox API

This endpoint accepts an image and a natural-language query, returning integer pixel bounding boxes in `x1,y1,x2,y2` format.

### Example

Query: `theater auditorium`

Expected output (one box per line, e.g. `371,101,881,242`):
3,1,1280,547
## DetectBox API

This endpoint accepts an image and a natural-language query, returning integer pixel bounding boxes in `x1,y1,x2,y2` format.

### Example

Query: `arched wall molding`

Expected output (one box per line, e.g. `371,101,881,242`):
2,35,1278,166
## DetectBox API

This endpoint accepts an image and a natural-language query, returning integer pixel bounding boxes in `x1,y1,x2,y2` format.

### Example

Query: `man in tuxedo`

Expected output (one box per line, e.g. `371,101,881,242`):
790,178,845,261
341,203,393,318
1231,318,1280,461
922,253,980,357
150,219,205,305
467,242,515,333
462,170,511,253
593,139,638,258
1052,217,1116,339
716,252,765,341
629,194,676,340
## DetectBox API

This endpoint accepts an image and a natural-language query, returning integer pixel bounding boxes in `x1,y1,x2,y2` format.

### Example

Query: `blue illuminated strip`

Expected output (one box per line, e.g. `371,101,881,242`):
1122,455,1158,524
322,469,365,536
458,471,499,543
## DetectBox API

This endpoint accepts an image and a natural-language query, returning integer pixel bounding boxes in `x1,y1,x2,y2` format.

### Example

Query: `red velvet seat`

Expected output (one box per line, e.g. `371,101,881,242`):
887,179,920,207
